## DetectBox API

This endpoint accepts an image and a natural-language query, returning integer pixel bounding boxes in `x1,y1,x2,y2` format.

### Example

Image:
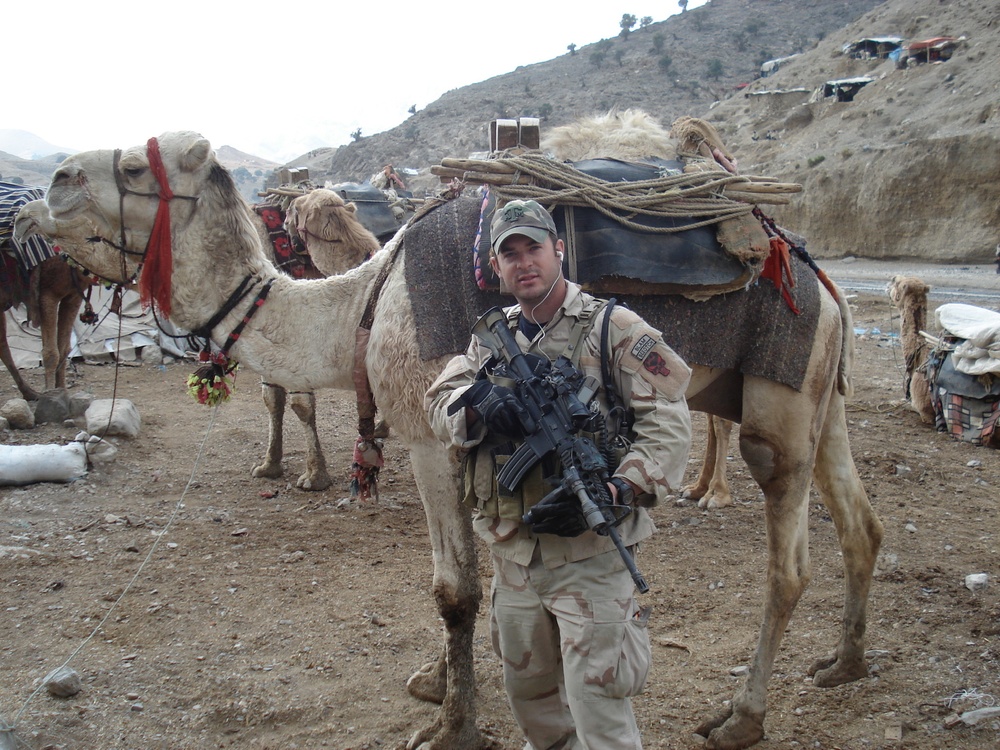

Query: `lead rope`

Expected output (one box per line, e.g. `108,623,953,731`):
0,396,225,750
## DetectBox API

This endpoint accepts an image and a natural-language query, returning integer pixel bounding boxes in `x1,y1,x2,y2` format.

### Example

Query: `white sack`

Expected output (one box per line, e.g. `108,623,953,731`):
0,442,88,485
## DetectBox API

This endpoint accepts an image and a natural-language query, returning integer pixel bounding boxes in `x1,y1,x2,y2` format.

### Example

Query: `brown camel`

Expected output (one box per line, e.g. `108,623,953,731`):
16,127,883,750
2,181,87,400
887,275,935,423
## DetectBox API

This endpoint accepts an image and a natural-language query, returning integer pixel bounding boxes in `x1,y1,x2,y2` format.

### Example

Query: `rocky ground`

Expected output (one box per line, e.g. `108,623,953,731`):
1,277,998,749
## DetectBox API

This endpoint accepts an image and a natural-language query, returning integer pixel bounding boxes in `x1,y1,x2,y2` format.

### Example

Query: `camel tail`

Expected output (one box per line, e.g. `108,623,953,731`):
828,276,854,398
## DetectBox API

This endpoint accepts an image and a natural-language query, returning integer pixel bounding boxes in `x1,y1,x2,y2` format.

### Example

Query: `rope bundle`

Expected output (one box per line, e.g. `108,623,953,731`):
430,153,800,234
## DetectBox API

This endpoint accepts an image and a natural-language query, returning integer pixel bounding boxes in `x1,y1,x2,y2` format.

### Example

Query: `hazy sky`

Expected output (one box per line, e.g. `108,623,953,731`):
6,0,707,163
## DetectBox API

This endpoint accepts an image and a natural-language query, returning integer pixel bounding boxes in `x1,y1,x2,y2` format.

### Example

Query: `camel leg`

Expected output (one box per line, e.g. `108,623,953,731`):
0,310,39,401
51,291,83,389
681,414,720,501
38,292,63,391
288,391,332,491
700,417,734,509
696,379,827,750
252,383,286,480
806,390,883,686
404,441,483,750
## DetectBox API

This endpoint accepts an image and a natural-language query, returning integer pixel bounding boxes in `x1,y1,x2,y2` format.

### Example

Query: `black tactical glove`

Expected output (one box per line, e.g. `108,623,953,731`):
523,494,589,537
458,379,530,439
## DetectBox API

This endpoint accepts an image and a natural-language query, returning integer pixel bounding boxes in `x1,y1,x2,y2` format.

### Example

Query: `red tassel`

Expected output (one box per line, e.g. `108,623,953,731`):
138,137,174,317
760,237,800,314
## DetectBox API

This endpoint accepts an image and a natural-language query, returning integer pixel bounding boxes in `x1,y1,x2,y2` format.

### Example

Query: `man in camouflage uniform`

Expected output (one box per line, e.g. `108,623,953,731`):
425,200,692,750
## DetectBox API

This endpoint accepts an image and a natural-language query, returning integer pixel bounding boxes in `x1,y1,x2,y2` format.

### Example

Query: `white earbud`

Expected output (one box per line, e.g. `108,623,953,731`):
557,251,564,261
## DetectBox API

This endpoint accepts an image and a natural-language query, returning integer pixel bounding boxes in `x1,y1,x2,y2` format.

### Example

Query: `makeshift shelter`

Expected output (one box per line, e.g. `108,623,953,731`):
820,77,875,102
905,36,960,64
760,54,800,77
842,37,904,60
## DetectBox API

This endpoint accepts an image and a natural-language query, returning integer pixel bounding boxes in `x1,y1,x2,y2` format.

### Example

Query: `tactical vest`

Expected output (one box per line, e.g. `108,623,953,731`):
463,297,612,520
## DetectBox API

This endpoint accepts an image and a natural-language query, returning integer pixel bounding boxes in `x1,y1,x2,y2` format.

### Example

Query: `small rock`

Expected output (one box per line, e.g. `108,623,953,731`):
85,398,141,438
967,459,982,468
44,665,82,697
904,523,917,533
140,345,164,365
729,665,749,676
0,398,34,430
965,573,989,592
34,389,71,425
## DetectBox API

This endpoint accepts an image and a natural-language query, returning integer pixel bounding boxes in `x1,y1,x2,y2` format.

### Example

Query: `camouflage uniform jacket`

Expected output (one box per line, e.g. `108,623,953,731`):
425,282,692,569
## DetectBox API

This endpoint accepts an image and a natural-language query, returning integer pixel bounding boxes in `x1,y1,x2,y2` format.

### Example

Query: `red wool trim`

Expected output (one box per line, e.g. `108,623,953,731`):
138,137,175,317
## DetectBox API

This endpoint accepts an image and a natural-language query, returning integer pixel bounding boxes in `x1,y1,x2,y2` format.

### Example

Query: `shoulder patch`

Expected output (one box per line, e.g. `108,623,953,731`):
641,350,671,377
631,335,657,362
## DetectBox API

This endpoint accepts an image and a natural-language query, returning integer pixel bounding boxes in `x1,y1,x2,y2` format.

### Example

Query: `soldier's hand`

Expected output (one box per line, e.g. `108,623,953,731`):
523,495,589,537
459,380,530,438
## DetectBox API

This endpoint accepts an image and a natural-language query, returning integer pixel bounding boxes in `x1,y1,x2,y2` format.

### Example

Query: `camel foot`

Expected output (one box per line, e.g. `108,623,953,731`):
406,659,447,705
406,718,483,750
808,653,869,687
373,419,390,439
296,470,333,492
698,492,733,510
681,484,707,501
252,461,283,480
695,707,764,750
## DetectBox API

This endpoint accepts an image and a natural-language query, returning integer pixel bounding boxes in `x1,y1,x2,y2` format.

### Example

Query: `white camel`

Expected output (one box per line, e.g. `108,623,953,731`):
17,129,883,750
887,275,935,423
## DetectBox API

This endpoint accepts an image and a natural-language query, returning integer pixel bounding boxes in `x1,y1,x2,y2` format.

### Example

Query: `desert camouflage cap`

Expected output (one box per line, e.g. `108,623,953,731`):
490,199,557,251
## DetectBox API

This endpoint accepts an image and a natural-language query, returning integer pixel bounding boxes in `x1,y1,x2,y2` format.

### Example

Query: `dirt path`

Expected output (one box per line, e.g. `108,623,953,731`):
1,289,998,750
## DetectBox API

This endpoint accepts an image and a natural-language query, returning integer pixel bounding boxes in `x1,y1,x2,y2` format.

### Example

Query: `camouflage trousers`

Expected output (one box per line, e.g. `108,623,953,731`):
489,546,652,750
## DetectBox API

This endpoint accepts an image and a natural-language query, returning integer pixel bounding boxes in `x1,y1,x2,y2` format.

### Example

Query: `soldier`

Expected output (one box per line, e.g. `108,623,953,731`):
425,199,692,749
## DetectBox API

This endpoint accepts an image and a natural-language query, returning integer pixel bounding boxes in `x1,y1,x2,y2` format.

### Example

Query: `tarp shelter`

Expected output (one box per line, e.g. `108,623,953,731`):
842,37,904,59
906,36,960,64
4,286,192,370
822,77,875,102
760,54,800,77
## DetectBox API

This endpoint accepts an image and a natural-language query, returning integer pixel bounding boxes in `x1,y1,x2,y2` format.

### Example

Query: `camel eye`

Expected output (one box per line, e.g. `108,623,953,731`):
123,167,146,179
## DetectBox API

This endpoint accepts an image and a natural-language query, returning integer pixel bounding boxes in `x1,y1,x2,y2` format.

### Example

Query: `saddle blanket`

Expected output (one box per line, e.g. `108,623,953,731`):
1,182,55,271
406,196,819,393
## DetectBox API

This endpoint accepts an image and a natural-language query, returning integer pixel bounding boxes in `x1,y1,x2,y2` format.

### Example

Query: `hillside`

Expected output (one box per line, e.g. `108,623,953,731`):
5,0,997,262
300,0,998,263
309,0,883,190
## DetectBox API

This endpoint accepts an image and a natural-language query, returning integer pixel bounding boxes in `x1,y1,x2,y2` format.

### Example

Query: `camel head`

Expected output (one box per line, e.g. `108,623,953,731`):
18,132,266,321
887,275,931,308
285,188,381,276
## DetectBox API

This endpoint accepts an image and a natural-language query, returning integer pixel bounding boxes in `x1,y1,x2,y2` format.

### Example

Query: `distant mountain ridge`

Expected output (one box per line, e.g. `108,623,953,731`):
0,129,76,160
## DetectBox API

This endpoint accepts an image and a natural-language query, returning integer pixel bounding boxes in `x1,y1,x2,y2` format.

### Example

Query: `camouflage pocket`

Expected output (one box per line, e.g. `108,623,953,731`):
586,599,652,699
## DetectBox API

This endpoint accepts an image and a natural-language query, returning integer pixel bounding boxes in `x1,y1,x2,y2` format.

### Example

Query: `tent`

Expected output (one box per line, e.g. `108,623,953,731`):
4,285,192,370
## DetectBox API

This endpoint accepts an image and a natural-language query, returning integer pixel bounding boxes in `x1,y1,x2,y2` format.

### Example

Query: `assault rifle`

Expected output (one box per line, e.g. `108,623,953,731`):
469,308,649,593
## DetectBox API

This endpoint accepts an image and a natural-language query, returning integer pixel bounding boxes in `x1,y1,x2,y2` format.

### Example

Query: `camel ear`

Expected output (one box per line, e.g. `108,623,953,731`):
180,138,213,173
345,202,357,215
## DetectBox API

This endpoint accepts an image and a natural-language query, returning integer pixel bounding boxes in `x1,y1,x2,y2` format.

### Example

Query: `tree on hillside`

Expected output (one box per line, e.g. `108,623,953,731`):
658,54,673,73
567,43,577,55
640,16,653,28
706,58,724,80
614,48,626,66
678,0,688,12
590,50,606,68
408,104,417,115
619,13,637,39
652,32,665,53
350,128,363,142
